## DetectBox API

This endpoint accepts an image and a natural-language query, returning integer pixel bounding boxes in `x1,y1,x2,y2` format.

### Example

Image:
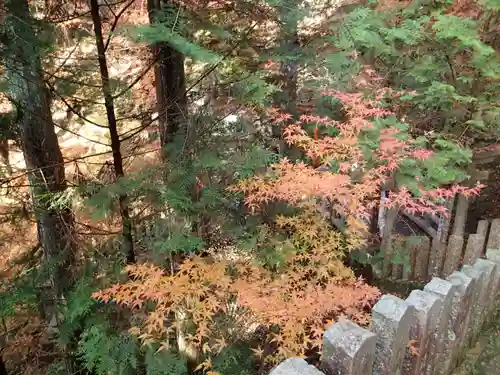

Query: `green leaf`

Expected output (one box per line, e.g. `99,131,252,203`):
465,119,486,129
130,24,219,63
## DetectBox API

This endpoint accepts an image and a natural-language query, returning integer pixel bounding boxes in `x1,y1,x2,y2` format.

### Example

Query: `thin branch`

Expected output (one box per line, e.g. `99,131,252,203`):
53,120,110,146
103,0,118,18
184,21,260,96
0,146,161,188
444,52,456,84
111,52,159,99
104,0,136,52
46,81,110,129
45,42,80,81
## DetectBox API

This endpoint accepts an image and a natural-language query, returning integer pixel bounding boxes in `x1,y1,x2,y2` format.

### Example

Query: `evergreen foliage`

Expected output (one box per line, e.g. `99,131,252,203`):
0,0,497,374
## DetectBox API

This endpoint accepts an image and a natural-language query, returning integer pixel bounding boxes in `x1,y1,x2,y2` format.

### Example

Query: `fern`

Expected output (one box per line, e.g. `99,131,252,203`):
211,344,255,375
78,325,139,375
144,346,188,375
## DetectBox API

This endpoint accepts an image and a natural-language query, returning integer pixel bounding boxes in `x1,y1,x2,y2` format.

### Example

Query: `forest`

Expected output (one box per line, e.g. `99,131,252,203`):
0,0,499,374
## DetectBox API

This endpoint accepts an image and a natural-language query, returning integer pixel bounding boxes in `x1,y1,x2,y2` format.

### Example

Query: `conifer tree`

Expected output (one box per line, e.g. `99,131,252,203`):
1,0,75,301
147,0,187,152
90,0,135,264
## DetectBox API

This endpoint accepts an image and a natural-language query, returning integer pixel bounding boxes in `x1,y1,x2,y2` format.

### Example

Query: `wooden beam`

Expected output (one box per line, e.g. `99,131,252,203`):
402,211,437,238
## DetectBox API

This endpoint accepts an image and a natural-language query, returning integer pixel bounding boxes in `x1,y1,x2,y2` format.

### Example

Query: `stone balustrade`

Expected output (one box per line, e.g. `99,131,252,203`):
269,249,500,375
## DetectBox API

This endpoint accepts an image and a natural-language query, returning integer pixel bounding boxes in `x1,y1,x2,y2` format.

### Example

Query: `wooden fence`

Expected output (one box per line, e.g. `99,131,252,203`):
269,248,500,375
384,217,500,282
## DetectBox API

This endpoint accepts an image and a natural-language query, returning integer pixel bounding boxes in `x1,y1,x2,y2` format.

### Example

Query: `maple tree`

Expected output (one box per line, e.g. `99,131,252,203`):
235,88,483,238
92,84,482,370
0,0,497,374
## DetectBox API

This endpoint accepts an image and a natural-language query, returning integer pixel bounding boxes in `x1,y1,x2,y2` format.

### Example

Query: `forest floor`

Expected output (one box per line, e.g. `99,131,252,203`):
0,36,159,272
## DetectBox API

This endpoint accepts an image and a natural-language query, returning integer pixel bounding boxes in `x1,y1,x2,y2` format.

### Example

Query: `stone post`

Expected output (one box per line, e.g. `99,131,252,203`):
476,220,489,238
270,358,325,375
486,249,500,296
461,264,487,346
371,295,414,375
392,237,407,280
428,238,447,279
451,194,468,236
382,207,399,278
402,290,441,375
445,271,476,372
463,234,486,266
392,262,403,280
436,197,454,243
422,278,457,375
402,237,418,281
442,235,464,278
472,259,497,324
486,218,500,251
322,320,377,375
413,236,431,282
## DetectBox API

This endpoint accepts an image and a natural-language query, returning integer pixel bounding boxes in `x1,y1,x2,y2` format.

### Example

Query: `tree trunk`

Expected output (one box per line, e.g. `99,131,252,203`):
271,0,300,157
0,355,7,375
147,0,187,155
3,0,75,299
0,139,11,176
90,0,135,264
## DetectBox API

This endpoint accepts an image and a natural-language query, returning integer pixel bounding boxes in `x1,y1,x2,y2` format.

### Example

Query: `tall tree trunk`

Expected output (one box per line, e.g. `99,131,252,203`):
147,0,187,154
0,354,7,375
147,4,200,370
272,0,300,156
3,0,75,300
90,0,135,264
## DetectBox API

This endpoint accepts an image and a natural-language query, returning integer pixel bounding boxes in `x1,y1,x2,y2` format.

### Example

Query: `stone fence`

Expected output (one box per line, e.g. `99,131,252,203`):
385,218,500,282
269,248,500,375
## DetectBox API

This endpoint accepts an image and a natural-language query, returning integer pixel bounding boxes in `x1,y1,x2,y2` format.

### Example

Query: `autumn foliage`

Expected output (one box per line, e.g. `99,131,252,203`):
93,207,380,365
235,89,482,241
93,88,482,368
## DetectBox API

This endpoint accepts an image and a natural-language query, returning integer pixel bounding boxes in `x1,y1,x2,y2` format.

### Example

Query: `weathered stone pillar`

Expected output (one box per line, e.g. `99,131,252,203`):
402,238,417,281
270,358,325,375
446,271,476,372
486,249,500,296
392,237,407,280
413,236,431,282
436,198,454,243
476,219,489,238
461,263,487,346
463,234,486,266
428,238,447,279
392,263,403,280
451,194,469,236
486,219,500,251
422,278,457,375
382,207,399,278
322,320,377,375
472,259,497,324
402,290,441,375
442,235,464,278
371,295,413,375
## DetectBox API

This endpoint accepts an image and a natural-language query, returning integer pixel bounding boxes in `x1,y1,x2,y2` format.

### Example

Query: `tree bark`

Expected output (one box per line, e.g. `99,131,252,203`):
90,0,135,264
270,0,301,158
147,0,187,154
3,0,75,299
0,354,7,375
